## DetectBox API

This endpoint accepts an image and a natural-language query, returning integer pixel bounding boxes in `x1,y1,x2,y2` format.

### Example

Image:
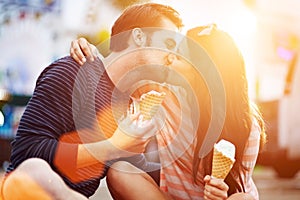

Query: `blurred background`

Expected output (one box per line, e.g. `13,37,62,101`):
0,0,299,199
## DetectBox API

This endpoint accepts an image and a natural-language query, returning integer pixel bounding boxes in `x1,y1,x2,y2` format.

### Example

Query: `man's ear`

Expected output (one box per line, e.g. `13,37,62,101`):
132,28,146,47
165,53,177,66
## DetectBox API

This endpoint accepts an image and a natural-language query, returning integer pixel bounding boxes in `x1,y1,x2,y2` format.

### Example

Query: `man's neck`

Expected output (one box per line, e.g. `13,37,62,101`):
103,48,143,92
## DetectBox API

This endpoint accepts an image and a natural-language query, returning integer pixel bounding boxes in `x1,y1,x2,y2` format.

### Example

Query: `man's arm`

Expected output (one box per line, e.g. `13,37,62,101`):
9,56,154,184
55,113,155,183
76,115,156,168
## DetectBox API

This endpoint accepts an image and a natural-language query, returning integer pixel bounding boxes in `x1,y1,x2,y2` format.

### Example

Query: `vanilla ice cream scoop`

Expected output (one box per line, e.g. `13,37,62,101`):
214,139,235,161
212,139,236,179
130,90,166,121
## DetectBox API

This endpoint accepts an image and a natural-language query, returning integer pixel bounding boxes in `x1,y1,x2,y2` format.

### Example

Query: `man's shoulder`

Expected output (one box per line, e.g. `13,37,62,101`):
48,56,81,73
38,56,105,82
51,56,105,75
37,56,78,76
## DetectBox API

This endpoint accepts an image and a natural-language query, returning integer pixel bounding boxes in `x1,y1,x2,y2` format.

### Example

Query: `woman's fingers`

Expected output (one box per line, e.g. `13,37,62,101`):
204,183,227,200
70,38,97,65
204,175,228,200
78,38,94,62
70,40,85,65
90,43,100,59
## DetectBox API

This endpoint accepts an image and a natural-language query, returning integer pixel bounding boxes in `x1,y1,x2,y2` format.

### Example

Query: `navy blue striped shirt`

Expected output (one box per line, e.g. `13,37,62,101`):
6,56,150,197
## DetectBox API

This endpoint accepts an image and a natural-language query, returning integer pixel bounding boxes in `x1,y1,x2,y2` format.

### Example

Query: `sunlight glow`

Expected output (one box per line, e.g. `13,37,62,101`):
223,7,258,99
224,7,257,56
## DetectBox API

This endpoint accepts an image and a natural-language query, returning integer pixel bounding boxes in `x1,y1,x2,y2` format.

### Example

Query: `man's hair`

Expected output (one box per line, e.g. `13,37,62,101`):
110,3,183,52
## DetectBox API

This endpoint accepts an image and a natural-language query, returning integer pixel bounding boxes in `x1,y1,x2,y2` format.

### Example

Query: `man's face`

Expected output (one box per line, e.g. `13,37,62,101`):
143,18,197,87
147,18,182,51
107,18,187,92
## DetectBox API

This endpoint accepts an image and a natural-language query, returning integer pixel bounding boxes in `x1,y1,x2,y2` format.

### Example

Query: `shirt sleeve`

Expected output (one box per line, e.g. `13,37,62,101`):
241,119,261,199
9,56,104,182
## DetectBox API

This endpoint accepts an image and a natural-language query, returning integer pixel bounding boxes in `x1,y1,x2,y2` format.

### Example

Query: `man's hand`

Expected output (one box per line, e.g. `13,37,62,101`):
108,113,160,157
70,37,98,65
204,175,229,200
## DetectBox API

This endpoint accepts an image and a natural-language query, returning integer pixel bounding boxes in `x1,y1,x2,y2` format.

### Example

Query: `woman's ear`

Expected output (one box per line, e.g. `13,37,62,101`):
132,28,146,47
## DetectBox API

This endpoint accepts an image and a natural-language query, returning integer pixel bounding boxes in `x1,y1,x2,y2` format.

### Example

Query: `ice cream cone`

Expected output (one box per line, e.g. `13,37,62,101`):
211,140,235,180
138,90,166,121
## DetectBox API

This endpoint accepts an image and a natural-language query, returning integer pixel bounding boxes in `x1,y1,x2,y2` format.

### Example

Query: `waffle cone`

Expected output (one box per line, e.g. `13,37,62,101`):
211,148,235,179
139,91,166,120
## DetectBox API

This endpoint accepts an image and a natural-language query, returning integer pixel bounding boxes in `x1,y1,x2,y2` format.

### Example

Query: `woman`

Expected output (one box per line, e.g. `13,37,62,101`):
70,24,266,200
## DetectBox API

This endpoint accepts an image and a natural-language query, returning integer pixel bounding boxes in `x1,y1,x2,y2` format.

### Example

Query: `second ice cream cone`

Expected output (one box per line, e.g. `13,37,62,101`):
211,140,235,180
212,148,235,179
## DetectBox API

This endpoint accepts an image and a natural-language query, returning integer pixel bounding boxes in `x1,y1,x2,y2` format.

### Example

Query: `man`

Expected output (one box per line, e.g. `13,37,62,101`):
1,3,183,200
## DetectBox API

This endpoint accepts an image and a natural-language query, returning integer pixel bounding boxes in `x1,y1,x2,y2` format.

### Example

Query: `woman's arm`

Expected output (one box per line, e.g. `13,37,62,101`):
228,193,255,200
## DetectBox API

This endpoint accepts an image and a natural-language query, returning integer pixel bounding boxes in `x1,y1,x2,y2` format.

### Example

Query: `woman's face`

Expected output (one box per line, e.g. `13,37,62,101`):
165,54,198,88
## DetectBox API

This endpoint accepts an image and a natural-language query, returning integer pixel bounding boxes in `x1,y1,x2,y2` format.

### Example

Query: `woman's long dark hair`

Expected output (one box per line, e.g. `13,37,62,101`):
186,25,266,195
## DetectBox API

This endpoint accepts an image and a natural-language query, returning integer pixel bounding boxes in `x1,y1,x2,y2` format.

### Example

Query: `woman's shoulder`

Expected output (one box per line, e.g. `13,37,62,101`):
250,117,261,139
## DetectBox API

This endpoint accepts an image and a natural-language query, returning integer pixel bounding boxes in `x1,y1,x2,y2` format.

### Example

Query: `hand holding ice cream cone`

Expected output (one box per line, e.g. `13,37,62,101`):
126,90,166,139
